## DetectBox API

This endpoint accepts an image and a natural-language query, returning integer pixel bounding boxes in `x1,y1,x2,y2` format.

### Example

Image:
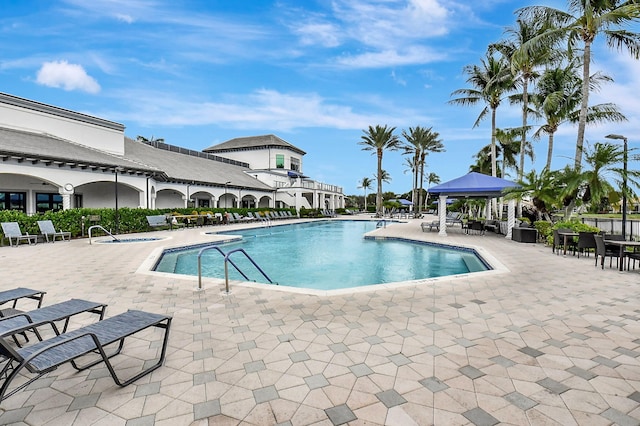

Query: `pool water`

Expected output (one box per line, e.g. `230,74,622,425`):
154,221,489,290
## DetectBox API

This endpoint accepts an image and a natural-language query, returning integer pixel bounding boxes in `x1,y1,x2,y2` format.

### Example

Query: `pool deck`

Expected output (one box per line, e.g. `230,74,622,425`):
0,216,639,425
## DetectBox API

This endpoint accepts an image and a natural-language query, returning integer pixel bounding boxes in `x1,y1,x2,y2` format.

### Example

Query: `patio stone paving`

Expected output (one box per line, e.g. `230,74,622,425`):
0,216,639,425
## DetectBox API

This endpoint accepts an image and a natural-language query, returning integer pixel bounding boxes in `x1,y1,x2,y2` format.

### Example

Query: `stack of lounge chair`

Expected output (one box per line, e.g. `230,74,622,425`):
0,287,171,402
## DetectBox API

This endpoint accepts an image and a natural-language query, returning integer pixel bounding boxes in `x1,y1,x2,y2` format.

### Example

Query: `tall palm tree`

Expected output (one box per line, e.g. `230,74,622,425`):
532,62,627,170
402,126,444,213
416,128,444,213
518,1,640,168
450,51,515,178
425,172,440,209
374,169,392,185
358,177,373,212
359,125,401,215
491,18,551,181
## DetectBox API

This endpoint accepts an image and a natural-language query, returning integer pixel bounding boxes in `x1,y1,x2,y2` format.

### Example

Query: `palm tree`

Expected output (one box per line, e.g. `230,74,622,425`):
374,169,392,185
532,62,627,169
402,126,444,213
358,177,373,212
359,125,401,215
580,142,640,210
491,18,551,181
450,51,515,179
518,2,640,168
136,135,165,144
425,172,440,209
505,168,562,221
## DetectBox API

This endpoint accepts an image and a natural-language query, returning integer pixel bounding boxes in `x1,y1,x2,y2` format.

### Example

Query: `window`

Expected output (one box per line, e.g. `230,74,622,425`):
198,199,210,208
276,154,285,168
0,192,26,212
290,158,300,172
36,193,63,213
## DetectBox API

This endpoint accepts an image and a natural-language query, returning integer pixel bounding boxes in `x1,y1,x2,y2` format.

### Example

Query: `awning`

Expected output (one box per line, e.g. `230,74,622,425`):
287,170,308,178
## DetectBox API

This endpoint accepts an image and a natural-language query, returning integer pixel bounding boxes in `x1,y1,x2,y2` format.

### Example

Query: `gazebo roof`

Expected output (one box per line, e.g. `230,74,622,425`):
429,172,519,197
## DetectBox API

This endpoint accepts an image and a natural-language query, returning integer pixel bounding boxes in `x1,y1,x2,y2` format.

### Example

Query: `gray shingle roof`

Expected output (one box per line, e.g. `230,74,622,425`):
204,134,306,155
0,127,275,191
0,127,158,174
125,138,273,189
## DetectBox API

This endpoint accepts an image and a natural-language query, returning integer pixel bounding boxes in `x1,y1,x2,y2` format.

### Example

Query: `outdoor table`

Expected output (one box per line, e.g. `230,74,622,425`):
558,231,579,256
604,239,640,271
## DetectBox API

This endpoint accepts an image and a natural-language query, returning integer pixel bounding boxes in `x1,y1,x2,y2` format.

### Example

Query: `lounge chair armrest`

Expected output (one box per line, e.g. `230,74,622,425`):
0,318,61,338
22,331,100,366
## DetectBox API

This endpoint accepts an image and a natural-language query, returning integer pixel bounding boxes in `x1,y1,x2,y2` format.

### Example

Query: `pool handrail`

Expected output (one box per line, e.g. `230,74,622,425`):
197,246,274,293
88,225,120,245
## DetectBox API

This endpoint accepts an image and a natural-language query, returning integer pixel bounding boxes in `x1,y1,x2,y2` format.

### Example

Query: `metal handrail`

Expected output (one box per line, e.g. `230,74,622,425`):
376,220,386,228
197,246,274,293
88,225,119,245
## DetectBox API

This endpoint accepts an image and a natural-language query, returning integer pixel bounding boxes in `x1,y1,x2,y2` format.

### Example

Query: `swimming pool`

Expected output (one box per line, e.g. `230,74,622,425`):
153,221,490,291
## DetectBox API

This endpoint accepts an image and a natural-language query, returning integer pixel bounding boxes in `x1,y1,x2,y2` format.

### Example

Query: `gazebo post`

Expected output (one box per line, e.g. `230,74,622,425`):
438,195,447,236
506,199,516,239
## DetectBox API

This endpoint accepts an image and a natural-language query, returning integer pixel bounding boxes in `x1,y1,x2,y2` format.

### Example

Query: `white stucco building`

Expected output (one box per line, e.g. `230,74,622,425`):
0,93,344,214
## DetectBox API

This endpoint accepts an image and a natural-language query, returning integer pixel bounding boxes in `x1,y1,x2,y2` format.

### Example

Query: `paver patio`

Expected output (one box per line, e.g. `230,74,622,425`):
0,216,639,425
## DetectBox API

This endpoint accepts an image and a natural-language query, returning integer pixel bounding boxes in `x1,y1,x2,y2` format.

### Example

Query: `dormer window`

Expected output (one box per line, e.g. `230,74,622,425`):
290,158,300,172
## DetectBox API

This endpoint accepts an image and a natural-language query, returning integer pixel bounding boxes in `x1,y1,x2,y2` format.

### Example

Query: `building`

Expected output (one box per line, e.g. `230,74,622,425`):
0,93,344,214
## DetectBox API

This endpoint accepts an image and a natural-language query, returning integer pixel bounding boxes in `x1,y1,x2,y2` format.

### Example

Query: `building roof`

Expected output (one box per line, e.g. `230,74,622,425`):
125,138,273,190
204,134,306,156
0,127,159,175
428,172,520,197
0,127,275,191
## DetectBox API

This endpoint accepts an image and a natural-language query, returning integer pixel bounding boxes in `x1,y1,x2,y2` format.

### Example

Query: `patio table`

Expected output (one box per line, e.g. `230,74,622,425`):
604,239,640,271
558,231,579,256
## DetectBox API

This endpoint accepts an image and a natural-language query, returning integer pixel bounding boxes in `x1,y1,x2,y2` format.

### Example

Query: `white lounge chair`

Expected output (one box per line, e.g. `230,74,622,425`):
1,222,37,247
37,220,71,243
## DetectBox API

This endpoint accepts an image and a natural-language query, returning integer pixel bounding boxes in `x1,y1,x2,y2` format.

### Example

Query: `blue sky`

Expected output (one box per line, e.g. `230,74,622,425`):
2,0,639,196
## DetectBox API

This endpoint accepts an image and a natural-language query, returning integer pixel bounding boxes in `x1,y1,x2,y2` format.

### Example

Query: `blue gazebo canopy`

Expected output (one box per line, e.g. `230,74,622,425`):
389,198,413,206
429,172,519,198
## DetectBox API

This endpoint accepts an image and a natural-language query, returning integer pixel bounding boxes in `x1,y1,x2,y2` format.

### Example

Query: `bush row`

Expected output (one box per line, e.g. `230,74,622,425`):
0,207,297,239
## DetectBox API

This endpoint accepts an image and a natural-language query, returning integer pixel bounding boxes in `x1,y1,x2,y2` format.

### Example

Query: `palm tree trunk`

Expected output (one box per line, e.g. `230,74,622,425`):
575,40,591,170
490,107,498,218
546,132,554,170
519,78,528,181
376,150,383,214
363,189,367,212
413,155,419,213
491,108,497,178
419,160,425,212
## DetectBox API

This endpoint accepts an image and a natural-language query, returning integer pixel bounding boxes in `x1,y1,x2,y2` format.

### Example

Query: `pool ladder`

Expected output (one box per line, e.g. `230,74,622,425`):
88,225,119,244
197,246,274,293
376,220,386,228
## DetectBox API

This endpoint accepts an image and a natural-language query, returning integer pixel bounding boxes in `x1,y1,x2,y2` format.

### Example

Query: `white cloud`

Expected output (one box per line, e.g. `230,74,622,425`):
36,60,101,93
336,46,447,68
295,22,341,47
102,88,429,132
115,13,134,23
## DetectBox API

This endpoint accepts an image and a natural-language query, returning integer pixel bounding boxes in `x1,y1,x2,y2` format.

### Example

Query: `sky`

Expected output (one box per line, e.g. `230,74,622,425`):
2,0,640,197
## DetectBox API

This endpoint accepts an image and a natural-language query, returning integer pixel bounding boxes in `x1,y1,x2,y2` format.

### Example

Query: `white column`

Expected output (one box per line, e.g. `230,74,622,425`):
438,195,448,236
59,186,73,210
506,199,516,239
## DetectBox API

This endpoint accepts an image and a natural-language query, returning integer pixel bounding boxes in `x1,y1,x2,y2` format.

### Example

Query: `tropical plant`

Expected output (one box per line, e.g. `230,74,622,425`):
358,177,373,212
374,169,392,185
402,127,444,213
491,17,551,181
505,168,563,221
450,51,515,179
579,141,640,210
518,1,640,168
359,125,401,214
136,135,165,144
531,61,627,169
425,172,440,208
